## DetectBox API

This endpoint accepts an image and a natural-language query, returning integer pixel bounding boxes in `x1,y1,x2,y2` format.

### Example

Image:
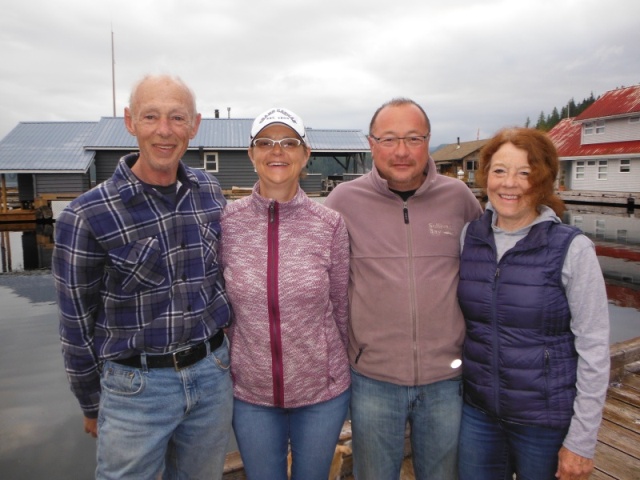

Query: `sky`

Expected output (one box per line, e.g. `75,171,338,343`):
1,0,639,148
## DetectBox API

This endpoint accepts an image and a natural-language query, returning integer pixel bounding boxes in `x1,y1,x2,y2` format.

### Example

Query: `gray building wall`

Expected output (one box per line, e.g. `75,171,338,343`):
90,149,330,195
36,173,90,195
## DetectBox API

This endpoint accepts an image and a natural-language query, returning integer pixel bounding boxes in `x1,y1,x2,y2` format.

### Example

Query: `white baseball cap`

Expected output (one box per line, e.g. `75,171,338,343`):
250,107,306,141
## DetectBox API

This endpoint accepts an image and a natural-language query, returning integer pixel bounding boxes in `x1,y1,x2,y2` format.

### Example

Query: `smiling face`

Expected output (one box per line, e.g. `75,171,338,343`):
124,76,201,186
487,142,539,231
369,103,430,191
249,124,310,202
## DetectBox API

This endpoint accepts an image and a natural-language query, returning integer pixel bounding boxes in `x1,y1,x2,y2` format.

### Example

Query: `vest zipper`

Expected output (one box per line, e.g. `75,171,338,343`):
491,265,501,415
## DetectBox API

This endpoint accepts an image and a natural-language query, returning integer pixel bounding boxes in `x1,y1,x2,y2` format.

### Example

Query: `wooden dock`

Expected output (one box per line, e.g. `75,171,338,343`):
557,190,638,208
222,337,640,479
0,208,37,223
593,337,640,479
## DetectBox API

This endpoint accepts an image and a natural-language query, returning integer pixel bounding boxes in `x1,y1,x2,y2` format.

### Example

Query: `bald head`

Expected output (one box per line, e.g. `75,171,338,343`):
128,75,198,124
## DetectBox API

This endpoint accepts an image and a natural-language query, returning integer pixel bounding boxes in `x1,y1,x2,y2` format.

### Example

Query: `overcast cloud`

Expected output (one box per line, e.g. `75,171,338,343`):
1,0,639,148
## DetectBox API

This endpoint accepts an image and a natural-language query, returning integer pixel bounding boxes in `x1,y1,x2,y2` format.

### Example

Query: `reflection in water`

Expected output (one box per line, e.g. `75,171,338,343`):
0,205,638,479
1,224,54,273
564,205,640,320
0,273,96,479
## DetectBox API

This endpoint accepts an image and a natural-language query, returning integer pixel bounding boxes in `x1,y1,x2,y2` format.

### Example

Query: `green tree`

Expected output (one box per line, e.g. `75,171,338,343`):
530,92,598,131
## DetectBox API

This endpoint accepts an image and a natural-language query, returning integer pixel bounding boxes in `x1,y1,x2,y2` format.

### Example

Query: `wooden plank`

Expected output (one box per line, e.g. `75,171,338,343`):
624,372,640,391
610,338,640,382
602,398,640,435
607,383,640,406
597,419,640,459
0,210,36,223
38,193,79,201
590,469,617,480
593,442,640,479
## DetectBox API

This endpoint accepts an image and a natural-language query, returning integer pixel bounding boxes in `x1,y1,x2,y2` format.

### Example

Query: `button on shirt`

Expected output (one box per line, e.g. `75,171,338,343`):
52,153,231,417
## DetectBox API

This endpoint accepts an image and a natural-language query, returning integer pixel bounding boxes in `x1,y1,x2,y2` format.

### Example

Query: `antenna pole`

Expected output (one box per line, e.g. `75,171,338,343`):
111,28,116,117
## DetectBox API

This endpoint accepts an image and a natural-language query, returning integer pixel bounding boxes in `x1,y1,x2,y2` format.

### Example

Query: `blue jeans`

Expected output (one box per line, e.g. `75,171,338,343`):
96,337,233,480
458,403,567,480
232,388,350,480
350,368,462,480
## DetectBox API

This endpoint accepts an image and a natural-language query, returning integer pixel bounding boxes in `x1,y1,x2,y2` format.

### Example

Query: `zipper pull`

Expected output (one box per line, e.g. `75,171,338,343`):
269,201,275,223
493,267,500,290
403,202,409,224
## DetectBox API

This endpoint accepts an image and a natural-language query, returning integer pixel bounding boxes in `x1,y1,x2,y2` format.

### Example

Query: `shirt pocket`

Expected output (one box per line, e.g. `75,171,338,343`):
106,237,166,293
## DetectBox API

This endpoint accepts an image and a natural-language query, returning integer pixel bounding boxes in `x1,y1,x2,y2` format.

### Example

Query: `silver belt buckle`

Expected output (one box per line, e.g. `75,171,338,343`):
172,348,190,371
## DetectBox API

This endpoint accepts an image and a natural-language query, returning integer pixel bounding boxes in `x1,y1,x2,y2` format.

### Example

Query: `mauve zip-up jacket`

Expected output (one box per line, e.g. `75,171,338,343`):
325,160,483,386
220,183,350,408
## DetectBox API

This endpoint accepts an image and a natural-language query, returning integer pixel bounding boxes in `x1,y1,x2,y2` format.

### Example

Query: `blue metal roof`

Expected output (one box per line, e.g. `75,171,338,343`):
86,117,370,151
306,129,370,152
0,122,96,173
0,118,369,174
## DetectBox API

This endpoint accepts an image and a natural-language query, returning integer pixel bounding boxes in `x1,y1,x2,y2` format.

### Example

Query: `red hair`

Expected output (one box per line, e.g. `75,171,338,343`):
477,128,565,216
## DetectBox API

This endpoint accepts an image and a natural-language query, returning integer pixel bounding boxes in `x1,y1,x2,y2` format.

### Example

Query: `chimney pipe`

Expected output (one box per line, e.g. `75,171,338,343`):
215,109,219,119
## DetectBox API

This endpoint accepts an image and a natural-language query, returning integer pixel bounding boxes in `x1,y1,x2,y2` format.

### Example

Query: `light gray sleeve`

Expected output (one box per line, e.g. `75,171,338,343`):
460,222,470,253
561,234,610,458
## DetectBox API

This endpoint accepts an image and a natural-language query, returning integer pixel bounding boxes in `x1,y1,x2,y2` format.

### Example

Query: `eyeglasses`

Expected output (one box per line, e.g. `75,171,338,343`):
252,138,303,149
370,135,430,148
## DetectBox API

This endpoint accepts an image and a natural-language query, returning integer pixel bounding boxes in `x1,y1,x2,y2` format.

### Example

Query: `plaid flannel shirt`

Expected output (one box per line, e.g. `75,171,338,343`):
52,153,231,417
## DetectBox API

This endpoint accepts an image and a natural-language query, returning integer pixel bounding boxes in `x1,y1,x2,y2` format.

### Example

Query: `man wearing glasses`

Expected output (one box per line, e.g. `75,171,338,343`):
325,98,482,479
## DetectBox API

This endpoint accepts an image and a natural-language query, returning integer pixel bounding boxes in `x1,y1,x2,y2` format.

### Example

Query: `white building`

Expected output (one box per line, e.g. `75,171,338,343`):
548,85,640,194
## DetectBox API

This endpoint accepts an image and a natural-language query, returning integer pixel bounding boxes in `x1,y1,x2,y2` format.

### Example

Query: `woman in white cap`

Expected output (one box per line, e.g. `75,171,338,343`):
220,108,351,479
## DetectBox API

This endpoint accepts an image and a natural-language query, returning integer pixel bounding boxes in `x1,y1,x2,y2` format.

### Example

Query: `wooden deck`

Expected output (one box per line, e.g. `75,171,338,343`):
222,338,640,479
593,337,640,479
0,208,36,223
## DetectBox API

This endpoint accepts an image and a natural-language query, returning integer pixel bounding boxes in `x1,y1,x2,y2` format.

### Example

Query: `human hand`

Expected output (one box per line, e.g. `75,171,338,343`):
556,446,593,479
83,416,98,438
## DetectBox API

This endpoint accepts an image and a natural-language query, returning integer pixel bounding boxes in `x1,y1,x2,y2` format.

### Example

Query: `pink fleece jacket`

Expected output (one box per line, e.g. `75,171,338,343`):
220,183,350,408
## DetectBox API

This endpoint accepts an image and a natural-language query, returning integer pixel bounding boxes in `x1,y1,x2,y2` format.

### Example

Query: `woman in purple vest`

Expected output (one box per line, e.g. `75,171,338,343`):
457,128,610,480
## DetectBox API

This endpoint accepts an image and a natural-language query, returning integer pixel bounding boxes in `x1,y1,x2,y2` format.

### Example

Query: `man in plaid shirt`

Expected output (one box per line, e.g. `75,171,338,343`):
52,74,232,479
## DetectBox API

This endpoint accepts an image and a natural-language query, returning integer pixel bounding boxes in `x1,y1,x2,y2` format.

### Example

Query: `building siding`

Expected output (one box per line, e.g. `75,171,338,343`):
570,158,640,192
36,173,90,195
581,117,640,145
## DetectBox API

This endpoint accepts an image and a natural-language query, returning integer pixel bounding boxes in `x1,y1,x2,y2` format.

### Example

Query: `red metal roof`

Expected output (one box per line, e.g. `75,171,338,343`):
575,84,640,121
547,117,640,157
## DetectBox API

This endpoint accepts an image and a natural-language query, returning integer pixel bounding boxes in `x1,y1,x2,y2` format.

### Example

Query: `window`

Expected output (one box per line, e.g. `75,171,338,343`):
620,159,630,173
595,219,605,239
587,160,596,166
572,216,583,229
584,120,605,135
629,117,640,124
204,153,218,172
575,161,584,179
617,229,628,243
597,160,607,180
466,160,477,171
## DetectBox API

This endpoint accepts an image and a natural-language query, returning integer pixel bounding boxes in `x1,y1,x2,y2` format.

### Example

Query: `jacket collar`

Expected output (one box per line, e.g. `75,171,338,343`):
113,153,197,205
369,155,437,198
248,180,307,215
